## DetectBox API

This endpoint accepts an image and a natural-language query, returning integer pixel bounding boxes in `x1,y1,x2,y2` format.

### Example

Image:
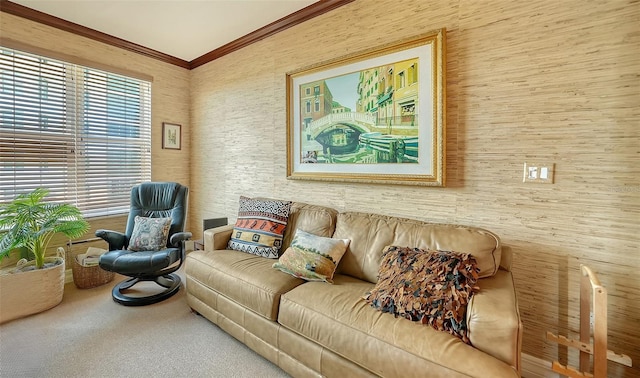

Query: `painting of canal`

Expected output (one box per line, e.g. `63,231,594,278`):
287,29,445,186
299,58,420,165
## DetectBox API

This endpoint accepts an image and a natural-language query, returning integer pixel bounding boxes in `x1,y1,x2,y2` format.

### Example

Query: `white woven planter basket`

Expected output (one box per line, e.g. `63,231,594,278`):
0,256,65,324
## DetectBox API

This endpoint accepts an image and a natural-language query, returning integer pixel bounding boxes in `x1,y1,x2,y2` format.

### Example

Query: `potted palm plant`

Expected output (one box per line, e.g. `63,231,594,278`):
0,188,90,323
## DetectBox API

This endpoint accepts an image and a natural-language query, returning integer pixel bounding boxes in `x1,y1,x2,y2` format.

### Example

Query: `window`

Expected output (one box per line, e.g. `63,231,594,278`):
397,71,406,89
408,63,418,84
0,47,151,217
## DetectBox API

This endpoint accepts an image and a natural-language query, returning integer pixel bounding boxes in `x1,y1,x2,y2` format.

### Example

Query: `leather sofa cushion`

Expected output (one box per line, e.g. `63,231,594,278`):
280,202,338,253
334,212,502,282
278,275,518,378
185,249,304,320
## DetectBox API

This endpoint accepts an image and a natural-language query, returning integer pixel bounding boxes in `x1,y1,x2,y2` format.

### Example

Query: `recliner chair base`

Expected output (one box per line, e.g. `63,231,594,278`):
112,273,181,306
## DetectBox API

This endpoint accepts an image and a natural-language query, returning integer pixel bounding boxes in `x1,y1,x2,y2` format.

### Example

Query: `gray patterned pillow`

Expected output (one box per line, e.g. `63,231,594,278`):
127,216,172,251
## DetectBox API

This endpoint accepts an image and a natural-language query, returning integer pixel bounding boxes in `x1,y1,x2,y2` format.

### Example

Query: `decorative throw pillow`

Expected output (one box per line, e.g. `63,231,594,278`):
228,196,292,259
364,246,480,344
273,229,350,283
127,216,172,252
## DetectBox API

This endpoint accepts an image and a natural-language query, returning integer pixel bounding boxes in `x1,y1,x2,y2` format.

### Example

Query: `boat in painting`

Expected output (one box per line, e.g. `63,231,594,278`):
314,126,361,155
358,132,418,160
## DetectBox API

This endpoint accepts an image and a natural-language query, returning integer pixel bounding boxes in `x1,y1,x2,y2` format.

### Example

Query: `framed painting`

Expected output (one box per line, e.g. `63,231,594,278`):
162,122,181,150
286,28,446,186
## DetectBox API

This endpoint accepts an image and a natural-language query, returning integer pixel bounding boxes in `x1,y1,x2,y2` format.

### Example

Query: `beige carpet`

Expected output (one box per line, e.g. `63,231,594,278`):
0,269,290,378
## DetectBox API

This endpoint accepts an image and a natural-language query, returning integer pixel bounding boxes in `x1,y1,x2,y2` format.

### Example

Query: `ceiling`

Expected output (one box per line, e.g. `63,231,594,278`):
8,0,320,62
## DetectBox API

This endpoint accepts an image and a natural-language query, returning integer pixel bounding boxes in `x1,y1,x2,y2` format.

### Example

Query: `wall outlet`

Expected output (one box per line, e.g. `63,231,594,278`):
523,162,555,184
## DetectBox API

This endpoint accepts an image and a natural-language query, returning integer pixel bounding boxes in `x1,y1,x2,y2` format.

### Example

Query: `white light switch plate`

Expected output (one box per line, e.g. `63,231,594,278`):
523,162,555,184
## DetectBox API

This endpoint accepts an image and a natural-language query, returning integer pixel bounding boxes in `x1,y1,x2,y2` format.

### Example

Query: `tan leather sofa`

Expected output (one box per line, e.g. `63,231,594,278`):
185,202,522,377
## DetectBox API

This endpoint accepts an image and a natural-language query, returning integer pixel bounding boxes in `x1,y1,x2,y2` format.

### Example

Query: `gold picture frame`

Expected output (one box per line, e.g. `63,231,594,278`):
286,28,446,186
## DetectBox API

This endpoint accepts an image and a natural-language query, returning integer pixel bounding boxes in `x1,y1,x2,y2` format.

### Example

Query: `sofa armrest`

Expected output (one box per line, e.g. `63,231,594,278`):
203,224,234,251
499,245,513,271
467,269,522,374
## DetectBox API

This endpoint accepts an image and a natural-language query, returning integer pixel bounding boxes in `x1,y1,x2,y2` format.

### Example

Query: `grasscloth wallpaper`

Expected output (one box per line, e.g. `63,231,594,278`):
190,1,639,376
2,0,638,376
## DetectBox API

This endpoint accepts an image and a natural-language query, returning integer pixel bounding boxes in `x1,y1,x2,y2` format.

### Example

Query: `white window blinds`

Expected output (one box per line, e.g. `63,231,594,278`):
0,47,151,217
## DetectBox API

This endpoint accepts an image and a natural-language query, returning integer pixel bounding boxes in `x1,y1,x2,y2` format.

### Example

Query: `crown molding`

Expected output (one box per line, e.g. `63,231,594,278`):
0,0,355,70
189,0,355,69
0,0,190,68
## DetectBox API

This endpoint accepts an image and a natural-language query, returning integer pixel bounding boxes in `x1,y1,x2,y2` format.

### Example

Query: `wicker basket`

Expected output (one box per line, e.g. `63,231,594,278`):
0,256,65,324
71,257,114,289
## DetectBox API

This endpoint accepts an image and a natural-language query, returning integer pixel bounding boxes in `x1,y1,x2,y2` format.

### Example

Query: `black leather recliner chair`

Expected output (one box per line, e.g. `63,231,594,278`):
96,182,191,306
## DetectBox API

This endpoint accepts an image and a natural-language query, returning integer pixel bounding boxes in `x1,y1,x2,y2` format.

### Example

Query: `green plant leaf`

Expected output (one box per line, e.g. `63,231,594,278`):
0,188,90,268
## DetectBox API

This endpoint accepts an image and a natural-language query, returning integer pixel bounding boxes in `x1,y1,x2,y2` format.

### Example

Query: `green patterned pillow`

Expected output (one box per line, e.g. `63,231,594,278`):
364,246,480,344
127,216,172,251
273,229,350,283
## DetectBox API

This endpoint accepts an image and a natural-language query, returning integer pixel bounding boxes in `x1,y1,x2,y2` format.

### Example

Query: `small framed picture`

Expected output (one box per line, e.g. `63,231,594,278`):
162,122,181,150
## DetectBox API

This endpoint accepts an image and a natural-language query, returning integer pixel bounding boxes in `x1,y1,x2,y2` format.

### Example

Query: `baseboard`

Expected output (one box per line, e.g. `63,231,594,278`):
521,353,560,378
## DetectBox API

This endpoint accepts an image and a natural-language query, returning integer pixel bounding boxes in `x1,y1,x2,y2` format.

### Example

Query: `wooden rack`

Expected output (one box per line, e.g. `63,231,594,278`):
546,265,632,377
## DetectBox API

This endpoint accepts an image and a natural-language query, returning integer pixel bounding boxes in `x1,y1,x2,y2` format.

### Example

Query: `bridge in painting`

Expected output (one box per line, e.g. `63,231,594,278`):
304,111,419,163
307,112,375,139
